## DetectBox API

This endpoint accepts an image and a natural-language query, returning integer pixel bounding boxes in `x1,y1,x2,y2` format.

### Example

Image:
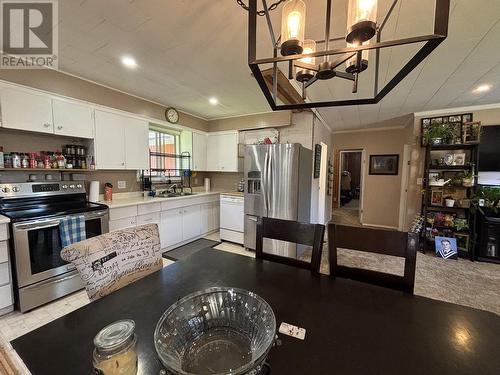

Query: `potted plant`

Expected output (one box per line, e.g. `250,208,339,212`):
462,171,475,187
444,195,455,207
423,123,456,145
472,186,500,214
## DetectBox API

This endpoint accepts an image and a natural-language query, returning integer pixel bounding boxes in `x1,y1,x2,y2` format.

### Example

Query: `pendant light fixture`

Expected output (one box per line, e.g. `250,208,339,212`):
346,0,378,44
245,0,451,109
280,0,306,56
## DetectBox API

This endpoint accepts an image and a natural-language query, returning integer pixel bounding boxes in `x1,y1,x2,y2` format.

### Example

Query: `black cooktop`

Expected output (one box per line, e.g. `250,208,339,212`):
0,193,108,222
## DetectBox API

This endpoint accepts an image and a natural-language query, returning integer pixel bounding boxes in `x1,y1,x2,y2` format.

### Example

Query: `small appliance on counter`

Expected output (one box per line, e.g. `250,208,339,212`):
0,181,109,312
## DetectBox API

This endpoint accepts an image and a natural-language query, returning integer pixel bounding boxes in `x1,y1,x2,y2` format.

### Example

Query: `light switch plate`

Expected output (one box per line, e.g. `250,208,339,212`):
117,181,126,189
417,178,423,185
279,322,306,340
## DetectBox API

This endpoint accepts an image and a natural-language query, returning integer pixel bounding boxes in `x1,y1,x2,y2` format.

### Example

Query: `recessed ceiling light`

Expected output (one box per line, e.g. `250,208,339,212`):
209,97,218,105
473,84,492,93
121,56,137,69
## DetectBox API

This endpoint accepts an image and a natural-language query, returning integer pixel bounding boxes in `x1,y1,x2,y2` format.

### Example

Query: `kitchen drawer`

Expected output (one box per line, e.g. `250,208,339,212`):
109,216,137,232
0,284,13,309
109,206,138,221
137,203,161,216
160,194,220,211
0,241,8,263
0,224,8,241
0,263,9,286
137,212,160,226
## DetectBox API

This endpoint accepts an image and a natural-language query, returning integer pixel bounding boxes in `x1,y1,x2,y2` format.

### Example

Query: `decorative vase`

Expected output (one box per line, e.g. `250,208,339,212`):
431,137,442,146
445,198,455,207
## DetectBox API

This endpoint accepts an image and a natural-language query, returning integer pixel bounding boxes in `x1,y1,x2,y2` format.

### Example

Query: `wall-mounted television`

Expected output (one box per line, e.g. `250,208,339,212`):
478,125,500,186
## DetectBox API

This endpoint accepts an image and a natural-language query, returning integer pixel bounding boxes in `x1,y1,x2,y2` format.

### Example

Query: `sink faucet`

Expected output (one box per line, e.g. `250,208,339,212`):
168,184,182,193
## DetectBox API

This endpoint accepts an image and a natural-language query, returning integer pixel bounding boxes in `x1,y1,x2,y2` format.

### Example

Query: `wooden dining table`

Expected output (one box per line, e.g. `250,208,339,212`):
11,248,500,375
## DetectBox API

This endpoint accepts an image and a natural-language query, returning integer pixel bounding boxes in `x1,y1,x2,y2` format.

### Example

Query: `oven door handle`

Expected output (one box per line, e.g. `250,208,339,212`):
13,210,108,231
14,220,62,231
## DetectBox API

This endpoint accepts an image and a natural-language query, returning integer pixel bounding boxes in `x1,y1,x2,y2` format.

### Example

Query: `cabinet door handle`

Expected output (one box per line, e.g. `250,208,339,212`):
43,123,51,128
121,162,125,166
57,125,63,130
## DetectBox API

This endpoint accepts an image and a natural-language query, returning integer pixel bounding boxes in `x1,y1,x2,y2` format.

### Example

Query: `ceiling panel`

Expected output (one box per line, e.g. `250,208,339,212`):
54,0,500,130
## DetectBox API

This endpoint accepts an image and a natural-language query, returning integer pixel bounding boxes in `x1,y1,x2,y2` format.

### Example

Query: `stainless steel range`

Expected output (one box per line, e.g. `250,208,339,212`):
0,181,109,312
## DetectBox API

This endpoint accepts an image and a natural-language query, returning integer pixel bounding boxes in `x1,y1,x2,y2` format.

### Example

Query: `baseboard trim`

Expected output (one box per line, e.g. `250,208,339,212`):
361,223,399,230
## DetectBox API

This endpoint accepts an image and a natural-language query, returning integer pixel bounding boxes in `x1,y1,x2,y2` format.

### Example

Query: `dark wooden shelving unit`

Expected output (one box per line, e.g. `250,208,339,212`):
421,143,479,260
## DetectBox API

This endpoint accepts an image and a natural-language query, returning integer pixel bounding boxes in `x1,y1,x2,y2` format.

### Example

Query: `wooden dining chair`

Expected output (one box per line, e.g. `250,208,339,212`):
256,217,325,273
61,224,162,301
328,223,418,293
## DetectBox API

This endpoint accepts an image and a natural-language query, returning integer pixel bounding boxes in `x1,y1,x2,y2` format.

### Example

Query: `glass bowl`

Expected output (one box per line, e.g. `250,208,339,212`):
154,287,276,375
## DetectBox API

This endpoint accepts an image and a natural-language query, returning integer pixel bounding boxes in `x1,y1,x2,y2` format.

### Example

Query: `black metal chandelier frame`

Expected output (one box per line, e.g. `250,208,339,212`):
248,0,451,110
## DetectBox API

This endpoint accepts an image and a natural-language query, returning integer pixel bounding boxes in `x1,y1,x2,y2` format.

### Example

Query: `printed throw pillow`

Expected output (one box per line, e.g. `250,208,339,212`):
61,224,162,300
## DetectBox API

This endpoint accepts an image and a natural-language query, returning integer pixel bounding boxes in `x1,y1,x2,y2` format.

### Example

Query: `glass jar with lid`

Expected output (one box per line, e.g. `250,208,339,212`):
93,319,138,375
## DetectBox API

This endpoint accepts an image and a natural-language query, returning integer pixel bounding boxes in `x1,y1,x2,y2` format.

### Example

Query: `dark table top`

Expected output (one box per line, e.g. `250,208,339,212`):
12,248,500,375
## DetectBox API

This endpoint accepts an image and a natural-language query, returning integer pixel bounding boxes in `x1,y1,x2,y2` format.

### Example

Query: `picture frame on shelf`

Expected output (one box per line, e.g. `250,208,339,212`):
455,233,470,251
431,190,444,206
369,154,399,175
443,153,454,166
435,236,458,259
453,153,466,166
462,121,481,144
420,113,473,147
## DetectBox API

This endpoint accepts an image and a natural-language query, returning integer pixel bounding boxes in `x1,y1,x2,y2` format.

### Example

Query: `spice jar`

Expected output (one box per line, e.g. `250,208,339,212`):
4,153,12,168
12,152,21,168
92,320,138,375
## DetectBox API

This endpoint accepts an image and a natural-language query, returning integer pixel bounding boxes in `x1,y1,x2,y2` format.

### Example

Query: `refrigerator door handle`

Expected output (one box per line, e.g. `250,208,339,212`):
262,150,269,216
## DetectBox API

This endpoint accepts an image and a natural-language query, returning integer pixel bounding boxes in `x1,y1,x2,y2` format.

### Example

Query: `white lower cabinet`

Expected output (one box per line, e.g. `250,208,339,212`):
109,195,220,251
181,205,201,240
161,209,183,248
0,224,13,314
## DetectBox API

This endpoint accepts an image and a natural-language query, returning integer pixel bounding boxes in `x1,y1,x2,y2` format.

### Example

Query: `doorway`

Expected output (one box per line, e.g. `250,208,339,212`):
334,150,364,225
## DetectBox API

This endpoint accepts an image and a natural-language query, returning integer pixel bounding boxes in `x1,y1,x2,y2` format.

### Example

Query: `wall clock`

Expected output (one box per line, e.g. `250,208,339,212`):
165,107,179,124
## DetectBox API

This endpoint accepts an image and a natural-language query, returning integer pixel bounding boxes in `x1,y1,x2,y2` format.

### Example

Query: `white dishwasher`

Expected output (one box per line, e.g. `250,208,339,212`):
220,194,244,244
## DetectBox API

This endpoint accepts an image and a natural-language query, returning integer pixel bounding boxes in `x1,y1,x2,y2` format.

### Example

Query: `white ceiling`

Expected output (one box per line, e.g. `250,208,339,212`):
57,0,500,130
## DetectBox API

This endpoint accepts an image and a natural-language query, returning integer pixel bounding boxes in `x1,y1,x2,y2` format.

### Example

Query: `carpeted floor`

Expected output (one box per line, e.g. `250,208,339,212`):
301,245,500,315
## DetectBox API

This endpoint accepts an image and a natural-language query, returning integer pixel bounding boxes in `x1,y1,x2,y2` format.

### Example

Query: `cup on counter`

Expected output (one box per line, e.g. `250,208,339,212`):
104,183,113,201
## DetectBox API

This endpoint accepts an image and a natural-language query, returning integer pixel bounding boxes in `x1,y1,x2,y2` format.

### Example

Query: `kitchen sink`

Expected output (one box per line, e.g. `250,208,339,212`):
156,192,196,198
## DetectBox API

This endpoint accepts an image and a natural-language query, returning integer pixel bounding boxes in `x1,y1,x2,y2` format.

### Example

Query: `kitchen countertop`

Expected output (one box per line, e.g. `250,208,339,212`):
99,191,222,209
220,191,244,197
0,215,10,224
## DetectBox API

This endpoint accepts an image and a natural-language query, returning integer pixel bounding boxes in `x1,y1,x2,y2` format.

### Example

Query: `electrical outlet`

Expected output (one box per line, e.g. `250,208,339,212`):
416,178,423,186
117,181,126,189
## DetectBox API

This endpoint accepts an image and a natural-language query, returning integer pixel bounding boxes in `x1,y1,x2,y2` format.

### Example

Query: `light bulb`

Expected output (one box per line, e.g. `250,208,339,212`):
287,11,301,39
357,0,377,21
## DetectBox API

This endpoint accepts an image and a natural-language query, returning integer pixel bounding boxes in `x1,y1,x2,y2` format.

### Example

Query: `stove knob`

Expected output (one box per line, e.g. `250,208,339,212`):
69,184,75,189
76,184,83,189
1,187,9,193
12,186,20,192
62,184,68,189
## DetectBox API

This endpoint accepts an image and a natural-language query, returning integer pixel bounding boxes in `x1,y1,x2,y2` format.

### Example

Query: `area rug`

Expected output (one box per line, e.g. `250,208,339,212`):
162,239,220,261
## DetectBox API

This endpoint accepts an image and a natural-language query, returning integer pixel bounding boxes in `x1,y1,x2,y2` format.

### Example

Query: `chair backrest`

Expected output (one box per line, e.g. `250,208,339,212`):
61,224,162,301
256,217,325,273
328,223,418,293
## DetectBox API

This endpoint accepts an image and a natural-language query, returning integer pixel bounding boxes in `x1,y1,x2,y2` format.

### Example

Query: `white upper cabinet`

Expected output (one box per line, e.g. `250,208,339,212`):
124,117,149,170
192,132,207,171
94,110,126,169
52,98,94,139
94,110,149,170
0,86,53,134
207,132,239,172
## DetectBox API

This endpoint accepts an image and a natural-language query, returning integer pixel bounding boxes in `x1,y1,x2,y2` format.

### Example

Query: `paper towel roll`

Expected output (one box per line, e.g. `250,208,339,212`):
204,178,211,192
89,181,99,202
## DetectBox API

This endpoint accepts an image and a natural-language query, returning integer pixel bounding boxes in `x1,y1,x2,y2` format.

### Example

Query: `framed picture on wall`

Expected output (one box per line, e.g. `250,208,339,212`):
369,154,399,175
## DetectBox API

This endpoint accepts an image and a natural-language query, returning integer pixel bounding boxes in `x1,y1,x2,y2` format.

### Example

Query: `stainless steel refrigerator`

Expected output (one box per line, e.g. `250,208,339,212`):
244,144,312,257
